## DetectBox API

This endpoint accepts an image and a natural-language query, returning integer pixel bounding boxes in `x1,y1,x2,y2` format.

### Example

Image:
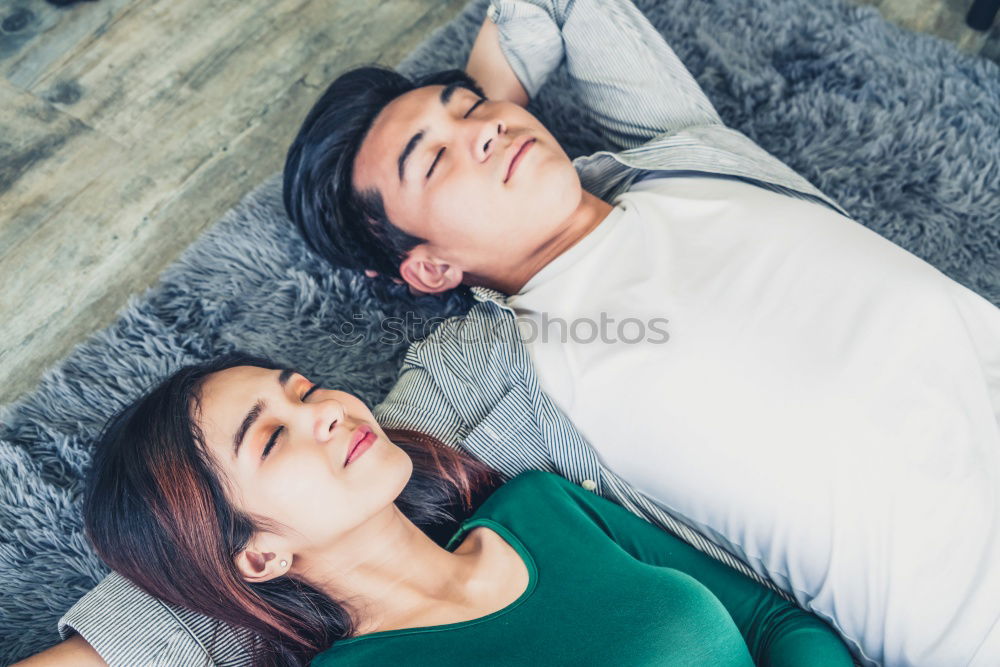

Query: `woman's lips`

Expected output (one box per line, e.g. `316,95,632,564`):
504,138,535,183
345,424,375,466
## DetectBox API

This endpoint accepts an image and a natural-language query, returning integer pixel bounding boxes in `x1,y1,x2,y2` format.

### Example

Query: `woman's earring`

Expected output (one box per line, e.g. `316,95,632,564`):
280,560,288,568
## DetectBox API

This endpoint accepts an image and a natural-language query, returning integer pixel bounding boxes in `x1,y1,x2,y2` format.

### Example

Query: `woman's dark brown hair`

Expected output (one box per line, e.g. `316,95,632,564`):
83,353,501,666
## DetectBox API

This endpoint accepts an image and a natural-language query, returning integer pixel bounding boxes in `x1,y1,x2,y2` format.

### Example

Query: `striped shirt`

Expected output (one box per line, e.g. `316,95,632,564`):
59,0,852,664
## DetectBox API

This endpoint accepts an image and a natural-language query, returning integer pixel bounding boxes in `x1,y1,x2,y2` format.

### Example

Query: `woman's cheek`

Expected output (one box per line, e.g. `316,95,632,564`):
261,451,335,500
273,471,351,538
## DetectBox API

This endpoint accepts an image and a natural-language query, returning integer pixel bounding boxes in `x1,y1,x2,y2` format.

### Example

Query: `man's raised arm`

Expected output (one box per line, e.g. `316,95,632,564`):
468,0,723,152
465,15,530,108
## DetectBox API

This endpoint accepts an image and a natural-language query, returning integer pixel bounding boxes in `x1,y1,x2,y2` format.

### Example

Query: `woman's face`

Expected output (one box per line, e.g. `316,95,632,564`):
195,365,413,560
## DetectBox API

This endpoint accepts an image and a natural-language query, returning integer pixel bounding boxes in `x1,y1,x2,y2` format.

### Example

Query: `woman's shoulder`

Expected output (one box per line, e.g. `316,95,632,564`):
469,470,587,523
495,469,577,498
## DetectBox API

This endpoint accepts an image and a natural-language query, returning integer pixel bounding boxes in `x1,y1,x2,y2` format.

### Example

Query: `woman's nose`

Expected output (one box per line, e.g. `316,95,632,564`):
313,401,345,443
475,119,505,162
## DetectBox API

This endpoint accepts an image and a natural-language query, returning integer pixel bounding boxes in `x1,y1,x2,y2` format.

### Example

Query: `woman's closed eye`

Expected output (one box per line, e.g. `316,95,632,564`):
262,426,283,459
261,384,320,459
426,96,488,180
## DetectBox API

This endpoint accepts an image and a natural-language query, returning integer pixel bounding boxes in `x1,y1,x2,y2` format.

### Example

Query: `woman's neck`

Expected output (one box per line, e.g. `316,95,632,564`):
291,504,493,635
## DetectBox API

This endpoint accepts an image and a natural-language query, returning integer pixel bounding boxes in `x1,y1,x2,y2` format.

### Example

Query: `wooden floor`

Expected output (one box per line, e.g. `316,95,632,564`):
0,0,470,405
853,0,1000,59
1,0,998,405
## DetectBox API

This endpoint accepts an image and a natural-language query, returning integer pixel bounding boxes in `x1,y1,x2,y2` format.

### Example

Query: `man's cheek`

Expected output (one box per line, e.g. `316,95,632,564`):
432,186,477,235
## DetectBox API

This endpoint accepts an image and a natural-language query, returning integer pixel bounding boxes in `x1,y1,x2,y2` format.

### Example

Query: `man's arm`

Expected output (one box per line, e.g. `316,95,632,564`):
373,346,470,449
465,16,529,108
12,635,106,667
474,0,723,151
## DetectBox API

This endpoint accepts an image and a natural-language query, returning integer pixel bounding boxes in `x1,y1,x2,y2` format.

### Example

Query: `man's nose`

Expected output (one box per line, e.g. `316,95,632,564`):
474,119,506,162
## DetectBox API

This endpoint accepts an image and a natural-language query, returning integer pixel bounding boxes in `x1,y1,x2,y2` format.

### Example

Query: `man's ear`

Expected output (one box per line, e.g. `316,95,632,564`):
235,540,292,583
364,268,407,287
399,246,464,295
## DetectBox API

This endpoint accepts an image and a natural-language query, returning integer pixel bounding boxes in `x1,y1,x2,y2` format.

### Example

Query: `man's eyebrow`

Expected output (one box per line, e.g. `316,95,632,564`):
397,82,464,183
233,369,295,456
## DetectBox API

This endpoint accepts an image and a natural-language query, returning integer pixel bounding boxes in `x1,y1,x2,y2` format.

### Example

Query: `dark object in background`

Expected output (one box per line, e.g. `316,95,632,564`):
46,0,99,6
967,0,1000,30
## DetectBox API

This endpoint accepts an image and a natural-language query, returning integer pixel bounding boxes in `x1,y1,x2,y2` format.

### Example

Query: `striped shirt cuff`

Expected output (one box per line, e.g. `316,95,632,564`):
59,572,249,666
486,0,566,101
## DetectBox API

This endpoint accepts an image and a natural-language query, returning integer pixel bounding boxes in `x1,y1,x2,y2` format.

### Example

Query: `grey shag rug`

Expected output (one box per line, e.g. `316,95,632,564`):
2,0,999,661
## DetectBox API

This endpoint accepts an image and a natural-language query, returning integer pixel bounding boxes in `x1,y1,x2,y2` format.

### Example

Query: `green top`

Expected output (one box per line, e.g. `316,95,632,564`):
312,471,852,666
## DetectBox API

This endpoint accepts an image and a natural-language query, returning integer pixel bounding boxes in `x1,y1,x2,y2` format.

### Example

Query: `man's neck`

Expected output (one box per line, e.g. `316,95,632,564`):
482,190,614,295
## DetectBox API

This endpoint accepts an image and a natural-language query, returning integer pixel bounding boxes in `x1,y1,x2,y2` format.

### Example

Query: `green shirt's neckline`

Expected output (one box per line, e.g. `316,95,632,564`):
330,518,538,647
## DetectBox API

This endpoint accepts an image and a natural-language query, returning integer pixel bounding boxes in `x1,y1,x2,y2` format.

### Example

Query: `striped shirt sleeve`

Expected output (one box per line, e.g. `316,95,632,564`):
373,344,470,448
58,572,252,667
489,0,722,151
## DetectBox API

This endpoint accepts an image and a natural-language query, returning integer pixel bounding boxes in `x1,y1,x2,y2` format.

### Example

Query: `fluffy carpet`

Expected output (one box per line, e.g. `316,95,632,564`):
2,0,998,661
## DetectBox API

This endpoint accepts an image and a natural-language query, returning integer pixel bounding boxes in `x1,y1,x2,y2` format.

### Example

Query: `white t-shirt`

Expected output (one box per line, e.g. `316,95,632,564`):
507,175,1000,667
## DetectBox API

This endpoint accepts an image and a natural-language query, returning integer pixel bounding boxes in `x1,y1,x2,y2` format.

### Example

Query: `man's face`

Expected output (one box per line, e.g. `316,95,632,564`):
352,83,583,279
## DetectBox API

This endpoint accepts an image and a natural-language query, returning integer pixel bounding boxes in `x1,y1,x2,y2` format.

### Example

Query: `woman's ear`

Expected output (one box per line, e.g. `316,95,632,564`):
235,544,292,583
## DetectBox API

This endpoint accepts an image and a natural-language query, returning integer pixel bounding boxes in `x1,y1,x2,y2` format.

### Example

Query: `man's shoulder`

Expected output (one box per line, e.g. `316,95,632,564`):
406,292,518,362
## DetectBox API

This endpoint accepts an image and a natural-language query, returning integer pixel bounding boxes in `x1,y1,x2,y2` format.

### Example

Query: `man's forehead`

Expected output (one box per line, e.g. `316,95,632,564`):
362,87,435,154
355,85,447,185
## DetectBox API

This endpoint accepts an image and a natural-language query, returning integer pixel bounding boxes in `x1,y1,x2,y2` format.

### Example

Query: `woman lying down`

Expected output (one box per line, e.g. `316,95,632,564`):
32,354,854,665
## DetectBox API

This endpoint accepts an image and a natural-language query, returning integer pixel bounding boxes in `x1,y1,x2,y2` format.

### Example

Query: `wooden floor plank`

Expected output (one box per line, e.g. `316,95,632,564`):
1,0,136,89
0,78,126,263
851,0,991,53
0,0,468,404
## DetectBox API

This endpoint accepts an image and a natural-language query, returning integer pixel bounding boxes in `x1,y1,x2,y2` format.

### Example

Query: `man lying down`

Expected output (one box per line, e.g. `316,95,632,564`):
21,0,1000,665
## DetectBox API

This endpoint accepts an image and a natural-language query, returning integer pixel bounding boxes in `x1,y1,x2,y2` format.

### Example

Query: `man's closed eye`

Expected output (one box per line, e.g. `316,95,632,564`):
426,97,488,180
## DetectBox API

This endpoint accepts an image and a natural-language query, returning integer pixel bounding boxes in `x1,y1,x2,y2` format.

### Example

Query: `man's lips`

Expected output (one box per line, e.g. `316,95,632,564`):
345,424,375,466
504,137,536,184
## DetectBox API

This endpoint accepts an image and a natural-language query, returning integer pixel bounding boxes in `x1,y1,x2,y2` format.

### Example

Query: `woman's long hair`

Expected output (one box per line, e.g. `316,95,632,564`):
83,353,501,666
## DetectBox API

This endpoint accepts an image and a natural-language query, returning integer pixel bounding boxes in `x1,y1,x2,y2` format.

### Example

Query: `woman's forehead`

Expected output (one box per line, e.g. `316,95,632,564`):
201,366,274,398
198,367,274,423
189,367,278,463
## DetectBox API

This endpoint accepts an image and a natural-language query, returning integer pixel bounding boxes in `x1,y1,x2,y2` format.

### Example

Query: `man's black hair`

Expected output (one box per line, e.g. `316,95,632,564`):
283,66,486,279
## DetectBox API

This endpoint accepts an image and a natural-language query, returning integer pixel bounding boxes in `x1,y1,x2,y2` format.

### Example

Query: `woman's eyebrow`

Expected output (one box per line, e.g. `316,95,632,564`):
397,82,464,183
233,369,295,456
233,400,264,457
